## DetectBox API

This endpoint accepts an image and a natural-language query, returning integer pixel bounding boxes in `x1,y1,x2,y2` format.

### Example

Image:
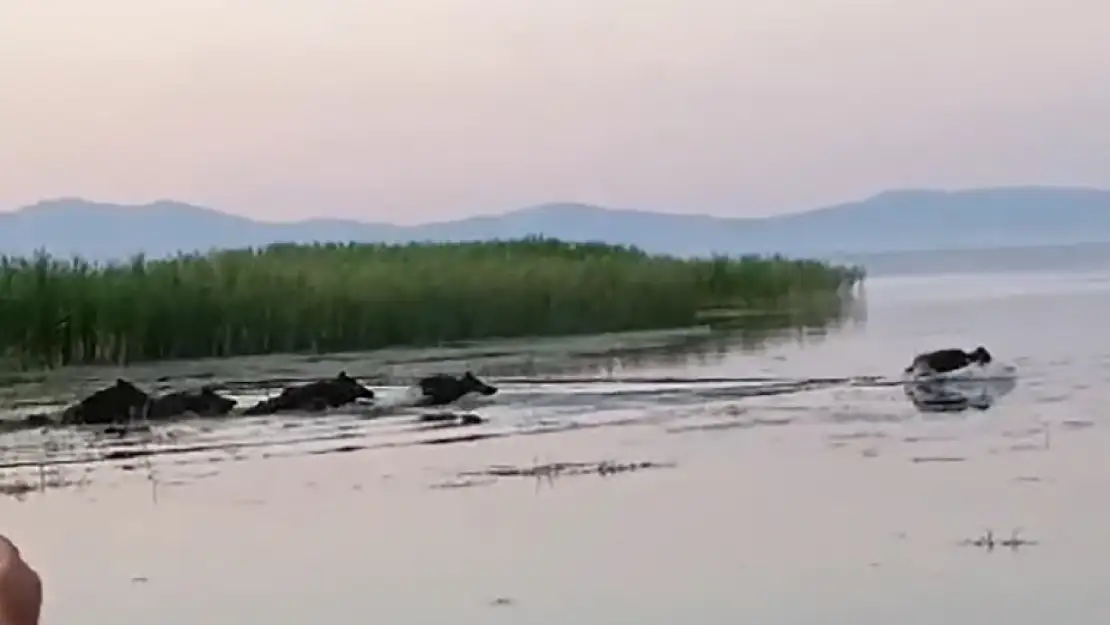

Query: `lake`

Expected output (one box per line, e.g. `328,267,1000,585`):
2,261,1109,625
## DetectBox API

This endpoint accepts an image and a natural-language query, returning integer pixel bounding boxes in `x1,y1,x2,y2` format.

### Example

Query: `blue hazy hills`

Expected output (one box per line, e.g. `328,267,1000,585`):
2,186,1109,262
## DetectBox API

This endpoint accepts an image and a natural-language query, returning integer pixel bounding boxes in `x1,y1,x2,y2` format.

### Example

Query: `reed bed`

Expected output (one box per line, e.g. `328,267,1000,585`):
0,238,864,369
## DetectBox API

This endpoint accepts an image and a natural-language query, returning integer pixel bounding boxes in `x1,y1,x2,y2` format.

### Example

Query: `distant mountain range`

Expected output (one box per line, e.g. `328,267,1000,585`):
4,186,1110,262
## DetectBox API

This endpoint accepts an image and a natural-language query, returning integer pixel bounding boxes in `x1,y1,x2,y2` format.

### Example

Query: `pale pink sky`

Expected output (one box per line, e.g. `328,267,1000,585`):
2,0,1108,224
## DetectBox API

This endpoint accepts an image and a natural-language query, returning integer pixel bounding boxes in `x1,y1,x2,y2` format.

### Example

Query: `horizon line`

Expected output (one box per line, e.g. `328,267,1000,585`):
1,183,1106,226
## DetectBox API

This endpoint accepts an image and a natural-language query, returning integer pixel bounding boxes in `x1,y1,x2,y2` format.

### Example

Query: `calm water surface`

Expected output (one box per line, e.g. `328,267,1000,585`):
3,268,1109,624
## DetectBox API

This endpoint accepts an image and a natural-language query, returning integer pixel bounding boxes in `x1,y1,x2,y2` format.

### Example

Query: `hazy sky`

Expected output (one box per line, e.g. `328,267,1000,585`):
2,0,1109,223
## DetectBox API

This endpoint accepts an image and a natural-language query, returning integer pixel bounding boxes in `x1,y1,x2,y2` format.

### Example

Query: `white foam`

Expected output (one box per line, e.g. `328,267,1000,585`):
902,361,1018,410
357,386,425,410
910,360,1016,382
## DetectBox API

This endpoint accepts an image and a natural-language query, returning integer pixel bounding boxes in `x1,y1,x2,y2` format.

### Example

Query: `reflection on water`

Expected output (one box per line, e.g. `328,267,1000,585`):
903,372,1019,414
0,298,856,411
0,302,864,493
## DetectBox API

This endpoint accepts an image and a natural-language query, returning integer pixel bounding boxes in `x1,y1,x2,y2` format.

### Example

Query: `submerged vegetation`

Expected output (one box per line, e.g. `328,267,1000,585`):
0,238,865,369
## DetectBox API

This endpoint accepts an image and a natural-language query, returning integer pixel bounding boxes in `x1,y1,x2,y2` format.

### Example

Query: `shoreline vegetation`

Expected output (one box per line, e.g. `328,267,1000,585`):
0,238,865,370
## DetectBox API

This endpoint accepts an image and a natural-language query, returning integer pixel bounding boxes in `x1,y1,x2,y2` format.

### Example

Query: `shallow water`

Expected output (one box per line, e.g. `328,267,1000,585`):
2,268,1110,624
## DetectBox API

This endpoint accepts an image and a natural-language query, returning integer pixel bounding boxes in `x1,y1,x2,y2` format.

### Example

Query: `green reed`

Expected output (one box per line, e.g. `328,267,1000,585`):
0,238,865,369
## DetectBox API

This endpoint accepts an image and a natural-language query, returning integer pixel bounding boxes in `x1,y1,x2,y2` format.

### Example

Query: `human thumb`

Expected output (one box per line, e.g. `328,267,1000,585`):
0,535,43,625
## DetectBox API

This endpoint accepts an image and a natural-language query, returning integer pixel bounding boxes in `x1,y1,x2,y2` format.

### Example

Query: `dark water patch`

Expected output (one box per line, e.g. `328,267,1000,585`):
306,444,368,455
419,432,507,446
459,460,677,483
1060,419,1095,430
416,412,486,426
827,430,888,442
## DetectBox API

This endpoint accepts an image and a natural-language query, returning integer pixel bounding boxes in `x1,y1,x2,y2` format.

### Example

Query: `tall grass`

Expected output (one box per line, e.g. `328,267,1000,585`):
0,237,865,369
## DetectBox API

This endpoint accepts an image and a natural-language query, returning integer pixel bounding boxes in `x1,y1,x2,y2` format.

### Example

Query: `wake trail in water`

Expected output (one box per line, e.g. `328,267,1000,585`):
495,369,1018,390
0,365,1022,474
